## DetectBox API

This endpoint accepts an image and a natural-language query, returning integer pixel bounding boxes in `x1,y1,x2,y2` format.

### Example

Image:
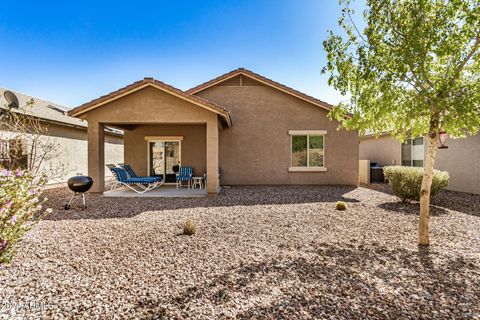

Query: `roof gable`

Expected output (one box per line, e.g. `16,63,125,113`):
68,78,232,127
187,68,335,114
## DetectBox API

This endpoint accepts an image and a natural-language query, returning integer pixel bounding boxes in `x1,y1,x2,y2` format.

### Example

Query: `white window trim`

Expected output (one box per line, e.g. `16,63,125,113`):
289,130,327,172
288,130,327,135
288,167,327,172
145,136,184,141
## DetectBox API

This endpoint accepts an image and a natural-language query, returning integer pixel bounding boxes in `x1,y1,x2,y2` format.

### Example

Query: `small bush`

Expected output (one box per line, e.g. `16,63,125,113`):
183,219,196,236
0,169,50,264
383,166,449,202
335,201,347,211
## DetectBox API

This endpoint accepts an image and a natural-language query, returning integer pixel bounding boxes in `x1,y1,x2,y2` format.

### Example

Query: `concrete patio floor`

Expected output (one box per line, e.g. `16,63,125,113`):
103,185,208,197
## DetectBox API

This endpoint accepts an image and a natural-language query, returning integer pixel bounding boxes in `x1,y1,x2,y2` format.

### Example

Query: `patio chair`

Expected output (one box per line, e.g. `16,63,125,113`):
176,166,193,189
109,167,163,194
122,164,163,182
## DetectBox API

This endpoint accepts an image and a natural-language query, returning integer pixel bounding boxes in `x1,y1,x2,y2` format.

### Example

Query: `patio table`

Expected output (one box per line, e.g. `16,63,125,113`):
192,176,204,189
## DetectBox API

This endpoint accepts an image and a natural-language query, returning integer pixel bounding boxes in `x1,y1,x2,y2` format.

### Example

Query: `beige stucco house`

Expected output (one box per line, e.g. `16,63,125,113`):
0,87,124,184
360,133,480,194
68,68,359,194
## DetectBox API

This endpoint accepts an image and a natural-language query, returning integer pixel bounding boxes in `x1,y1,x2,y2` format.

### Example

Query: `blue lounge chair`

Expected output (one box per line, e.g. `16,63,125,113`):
109,167,163,193
122,164,163,182
176,166,193,189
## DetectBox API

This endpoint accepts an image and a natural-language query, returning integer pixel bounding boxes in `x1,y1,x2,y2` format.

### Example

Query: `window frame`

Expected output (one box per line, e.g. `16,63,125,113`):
288,130,327,172
401,137,425,167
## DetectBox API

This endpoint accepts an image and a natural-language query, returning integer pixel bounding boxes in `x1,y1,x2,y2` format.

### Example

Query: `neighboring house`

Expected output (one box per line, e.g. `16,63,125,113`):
0,88,124,184
360,133,480,194
68,68,359,194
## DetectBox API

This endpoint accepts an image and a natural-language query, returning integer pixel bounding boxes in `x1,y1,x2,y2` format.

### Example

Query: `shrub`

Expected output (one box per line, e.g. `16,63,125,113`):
183,219,196,236
383,166,449,202
0,168,50,264
335,201,348,211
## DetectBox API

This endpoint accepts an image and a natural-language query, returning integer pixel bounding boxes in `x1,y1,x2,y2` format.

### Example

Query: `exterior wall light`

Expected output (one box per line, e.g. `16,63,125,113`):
438,130,448,149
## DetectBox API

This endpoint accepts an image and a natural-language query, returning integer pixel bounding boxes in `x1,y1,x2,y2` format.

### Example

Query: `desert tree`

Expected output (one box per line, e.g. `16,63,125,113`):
323,0,480,245
0,100,62,179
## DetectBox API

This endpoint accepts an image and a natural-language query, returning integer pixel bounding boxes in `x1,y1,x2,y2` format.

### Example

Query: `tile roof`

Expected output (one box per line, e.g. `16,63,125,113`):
68,78,232,127
0,87,122,135
0,87,87,128
187,68,336,113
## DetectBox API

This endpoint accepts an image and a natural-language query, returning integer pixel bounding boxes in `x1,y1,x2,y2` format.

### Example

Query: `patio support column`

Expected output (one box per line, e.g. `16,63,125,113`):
206,120,219,194
88,121,105,193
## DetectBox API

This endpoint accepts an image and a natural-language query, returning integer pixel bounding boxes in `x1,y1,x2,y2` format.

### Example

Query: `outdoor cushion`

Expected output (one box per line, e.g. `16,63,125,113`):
176,166,193,182
110,167,129,181
120,177,159,184
122,164,163,182
122,164,137,178
110,167,159,184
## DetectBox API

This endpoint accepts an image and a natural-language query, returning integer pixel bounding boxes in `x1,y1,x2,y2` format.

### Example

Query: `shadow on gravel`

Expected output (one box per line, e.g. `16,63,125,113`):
432,190,480,217
364,183,480,217
378,202,449,216
159,243,480,319
42,186,360,221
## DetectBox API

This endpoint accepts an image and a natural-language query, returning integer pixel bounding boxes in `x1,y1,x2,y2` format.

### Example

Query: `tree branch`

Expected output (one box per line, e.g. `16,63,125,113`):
451,33,480,82
436,32,480,102
346,4,368,43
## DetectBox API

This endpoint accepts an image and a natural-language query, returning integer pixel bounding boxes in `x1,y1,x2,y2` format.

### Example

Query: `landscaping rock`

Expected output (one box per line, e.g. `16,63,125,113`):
0,185,479,319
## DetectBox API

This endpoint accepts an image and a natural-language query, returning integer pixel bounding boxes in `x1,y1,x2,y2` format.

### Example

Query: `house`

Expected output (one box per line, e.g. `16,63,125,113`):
360,133,480,194
68,68,359,194
0,87,124,184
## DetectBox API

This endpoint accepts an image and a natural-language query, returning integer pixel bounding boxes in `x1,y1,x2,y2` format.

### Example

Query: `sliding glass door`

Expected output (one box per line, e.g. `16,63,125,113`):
149,141,180,183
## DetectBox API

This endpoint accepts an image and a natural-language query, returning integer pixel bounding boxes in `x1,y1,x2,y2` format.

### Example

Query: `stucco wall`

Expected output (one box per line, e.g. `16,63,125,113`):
359,135,402,166
81,86,218,125
435,134,480,194
81,86,220,192
196,85,359,186
42,123,123,183
124,124,206,177
360,133,480,195
0,123,124,184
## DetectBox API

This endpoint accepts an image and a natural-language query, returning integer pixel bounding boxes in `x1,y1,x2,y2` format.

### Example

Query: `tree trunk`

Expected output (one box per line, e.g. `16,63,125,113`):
418,127,439,246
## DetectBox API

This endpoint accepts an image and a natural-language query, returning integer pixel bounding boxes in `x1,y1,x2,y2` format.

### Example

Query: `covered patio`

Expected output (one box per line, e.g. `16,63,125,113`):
103,185,208,198
68,78,232,195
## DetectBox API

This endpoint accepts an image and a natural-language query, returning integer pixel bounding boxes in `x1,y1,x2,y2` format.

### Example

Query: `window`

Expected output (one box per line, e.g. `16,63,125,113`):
289,130,327,171
402,137,424,167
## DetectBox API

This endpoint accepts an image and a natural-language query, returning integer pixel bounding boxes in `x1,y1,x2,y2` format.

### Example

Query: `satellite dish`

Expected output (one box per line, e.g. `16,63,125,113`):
4,91,19,109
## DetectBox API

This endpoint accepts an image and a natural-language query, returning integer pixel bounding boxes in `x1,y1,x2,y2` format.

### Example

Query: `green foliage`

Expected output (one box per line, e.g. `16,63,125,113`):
292,135,307,153
384,166,449,202
323,0,480,140
335,201,348,210
0,168,50,264
183,219,196,236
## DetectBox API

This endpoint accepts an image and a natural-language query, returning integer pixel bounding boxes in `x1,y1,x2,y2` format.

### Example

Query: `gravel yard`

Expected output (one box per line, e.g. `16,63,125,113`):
1,185,480,319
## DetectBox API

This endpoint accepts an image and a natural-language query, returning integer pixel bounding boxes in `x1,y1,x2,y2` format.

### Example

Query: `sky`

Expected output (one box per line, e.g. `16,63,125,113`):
0,0,365,109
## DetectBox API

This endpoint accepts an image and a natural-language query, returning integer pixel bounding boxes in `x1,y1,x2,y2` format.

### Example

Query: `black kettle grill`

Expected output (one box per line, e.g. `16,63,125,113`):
64,175,93,210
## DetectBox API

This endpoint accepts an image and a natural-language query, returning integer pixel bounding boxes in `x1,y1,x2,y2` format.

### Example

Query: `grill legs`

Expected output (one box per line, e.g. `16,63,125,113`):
82,193,86,209
64,193,88,210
